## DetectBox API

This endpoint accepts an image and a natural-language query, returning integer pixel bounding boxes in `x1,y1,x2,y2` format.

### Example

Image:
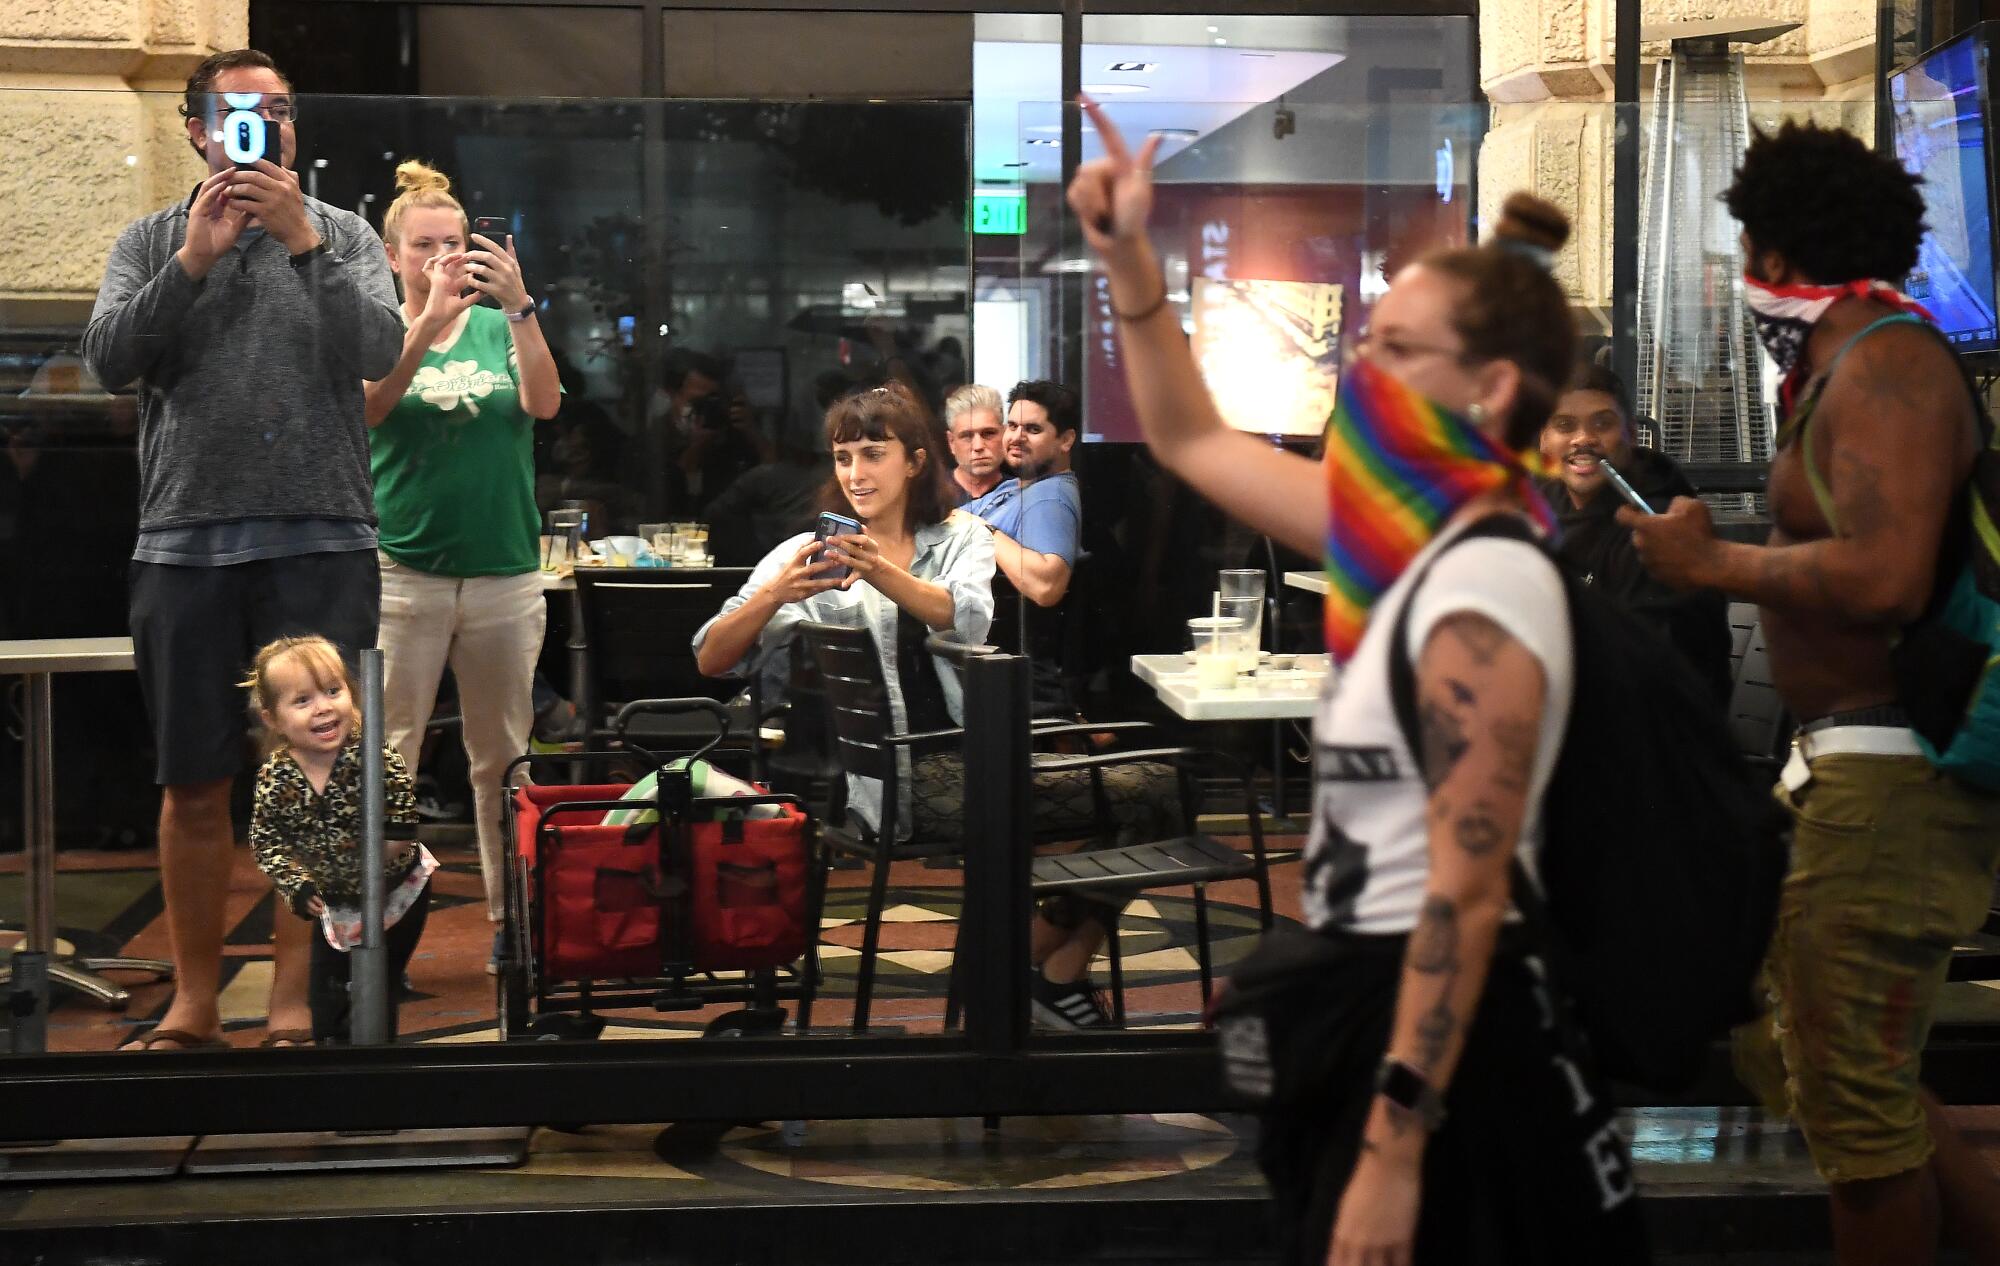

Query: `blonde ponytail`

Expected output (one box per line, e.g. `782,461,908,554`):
383,158,465,246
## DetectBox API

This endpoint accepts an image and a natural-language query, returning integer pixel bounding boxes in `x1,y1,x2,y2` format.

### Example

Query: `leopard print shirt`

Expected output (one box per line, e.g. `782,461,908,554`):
250,742,420,916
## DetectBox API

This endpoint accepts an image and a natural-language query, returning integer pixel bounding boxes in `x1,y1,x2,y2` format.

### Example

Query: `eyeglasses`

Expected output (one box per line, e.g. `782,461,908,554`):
187,94,298,124
1342,328,1473,372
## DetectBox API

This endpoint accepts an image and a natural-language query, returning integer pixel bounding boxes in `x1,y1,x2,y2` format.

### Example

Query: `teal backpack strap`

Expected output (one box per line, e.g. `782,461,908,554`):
1798,315,1926,533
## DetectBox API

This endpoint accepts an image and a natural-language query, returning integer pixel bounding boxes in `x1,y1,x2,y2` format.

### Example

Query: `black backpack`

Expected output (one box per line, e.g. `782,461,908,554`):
1387,514,1786,1091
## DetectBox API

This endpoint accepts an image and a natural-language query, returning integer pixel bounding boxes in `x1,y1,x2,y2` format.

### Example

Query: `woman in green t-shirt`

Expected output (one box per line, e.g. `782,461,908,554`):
362,160,560,970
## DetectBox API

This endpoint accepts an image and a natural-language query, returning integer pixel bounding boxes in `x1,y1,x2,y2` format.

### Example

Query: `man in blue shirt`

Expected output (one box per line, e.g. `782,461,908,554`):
965,380,1082,608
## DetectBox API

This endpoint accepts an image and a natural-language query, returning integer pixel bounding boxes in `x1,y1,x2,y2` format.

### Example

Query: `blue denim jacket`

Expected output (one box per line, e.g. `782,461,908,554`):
692,510,996,835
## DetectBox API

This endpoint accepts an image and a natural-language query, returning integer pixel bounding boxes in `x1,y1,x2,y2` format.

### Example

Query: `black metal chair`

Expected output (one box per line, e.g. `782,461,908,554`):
1724,601,1793,781
574,567,753,750
750,638,843,821
800,619,1271,1033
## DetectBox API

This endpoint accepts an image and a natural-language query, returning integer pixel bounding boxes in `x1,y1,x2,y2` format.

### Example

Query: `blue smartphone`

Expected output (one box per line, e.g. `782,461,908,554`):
813,511,862,580
1602,461,1655,515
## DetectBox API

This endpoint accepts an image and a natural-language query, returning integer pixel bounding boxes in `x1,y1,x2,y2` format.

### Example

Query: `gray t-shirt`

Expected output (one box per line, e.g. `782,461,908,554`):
132,518,377,566
82,188,404,553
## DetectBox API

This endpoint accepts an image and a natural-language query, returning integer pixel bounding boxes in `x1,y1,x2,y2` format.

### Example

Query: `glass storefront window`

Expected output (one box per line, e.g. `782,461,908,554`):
0,73,1830,1090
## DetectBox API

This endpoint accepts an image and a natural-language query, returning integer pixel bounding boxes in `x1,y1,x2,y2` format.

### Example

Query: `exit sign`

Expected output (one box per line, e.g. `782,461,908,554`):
972,191,1027,236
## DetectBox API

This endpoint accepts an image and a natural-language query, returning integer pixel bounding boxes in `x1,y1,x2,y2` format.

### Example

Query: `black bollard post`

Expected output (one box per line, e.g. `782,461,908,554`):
350,649,389,1047
959,649,1032,1056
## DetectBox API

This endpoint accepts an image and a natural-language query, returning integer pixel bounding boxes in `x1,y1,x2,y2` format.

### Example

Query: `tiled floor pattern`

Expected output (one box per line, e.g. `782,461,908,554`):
1,833,1297,1050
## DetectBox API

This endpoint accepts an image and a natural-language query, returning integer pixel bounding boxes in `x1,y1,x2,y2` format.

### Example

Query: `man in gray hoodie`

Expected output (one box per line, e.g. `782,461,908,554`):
82,49,403,1050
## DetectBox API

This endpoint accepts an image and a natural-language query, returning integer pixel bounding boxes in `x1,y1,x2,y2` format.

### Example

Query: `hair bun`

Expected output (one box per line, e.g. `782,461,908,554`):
1493,193,1570,255
393,159,451,196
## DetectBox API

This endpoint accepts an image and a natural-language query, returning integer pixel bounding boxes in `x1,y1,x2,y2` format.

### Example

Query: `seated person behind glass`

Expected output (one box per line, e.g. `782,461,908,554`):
244,635,431,1044
679,387,767,509
964,380,1084,609
692,383,1178,1030
537,410,640,535
691,381,995,838
1537,362,1731,700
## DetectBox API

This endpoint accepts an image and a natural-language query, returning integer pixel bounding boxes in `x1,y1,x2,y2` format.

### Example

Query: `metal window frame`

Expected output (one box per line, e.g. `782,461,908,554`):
7,0,1515,1141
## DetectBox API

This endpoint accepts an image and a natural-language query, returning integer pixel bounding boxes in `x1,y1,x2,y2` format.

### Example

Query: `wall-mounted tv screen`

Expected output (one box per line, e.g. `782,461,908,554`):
1891,26,2000,353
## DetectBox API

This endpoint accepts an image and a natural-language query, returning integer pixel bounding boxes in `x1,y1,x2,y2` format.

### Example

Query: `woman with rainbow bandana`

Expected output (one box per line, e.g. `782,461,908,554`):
1068,100,1649,1265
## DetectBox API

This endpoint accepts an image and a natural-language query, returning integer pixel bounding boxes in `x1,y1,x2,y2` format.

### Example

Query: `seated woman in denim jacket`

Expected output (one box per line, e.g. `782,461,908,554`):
693,381,1179,1029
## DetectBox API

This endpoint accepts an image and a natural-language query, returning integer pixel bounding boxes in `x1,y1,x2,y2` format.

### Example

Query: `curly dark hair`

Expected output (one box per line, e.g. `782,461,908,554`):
1005,379,1080,438
1723,121,1927,284
1567,359,1632,424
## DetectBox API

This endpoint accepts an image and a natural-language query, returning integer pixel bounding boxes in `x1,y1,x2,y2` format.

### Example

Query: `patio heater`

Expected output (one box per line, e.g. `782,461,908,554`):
1633,20,1798,502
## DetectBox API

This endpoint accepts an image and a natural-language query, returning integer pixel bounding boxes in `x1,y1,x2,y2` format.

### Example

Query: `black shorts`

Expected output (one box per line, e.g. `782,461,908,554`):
129,550,380,786
1256,948,1650,1266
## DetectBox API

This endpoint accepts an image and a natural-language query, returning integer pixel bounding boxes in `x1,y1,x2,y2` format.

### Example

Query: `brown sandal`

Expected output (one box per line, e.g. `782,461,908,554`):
259,1029,314,1048
119,1027,230,1052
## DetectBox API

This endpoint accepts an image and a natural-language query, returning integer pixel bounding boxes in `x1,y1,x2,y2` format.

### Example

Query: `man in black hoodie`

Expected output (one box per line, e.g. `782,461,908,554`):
1537,363,1732,701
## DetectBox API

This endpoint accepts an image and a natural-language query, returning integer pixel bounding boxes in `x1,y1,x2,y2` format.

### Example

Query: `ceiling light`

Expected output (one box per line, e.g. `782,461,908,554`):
1206,25,1218,33
1214,37,1228,46
1081,83,1148,95
1149,128,1199,142
1104,61,1156,73
1025,138,1061,147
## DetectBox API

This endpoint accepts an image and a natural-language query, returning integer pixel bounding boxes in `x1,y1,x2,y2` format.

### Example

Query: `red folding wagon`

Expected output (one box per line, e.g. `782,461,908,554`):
497,700,820,1040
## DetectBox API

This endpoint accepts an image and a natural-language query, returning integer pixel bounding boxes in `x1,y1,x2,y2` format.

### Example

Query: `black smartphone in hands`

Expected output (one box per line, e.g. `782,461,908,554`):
469,217,510,307
813,511,862,581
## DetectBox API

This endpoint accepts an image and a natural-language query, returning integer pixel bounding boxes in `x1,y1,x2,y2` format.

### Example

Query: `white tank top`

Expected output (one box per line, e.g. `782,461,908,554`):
1301,523,1574,934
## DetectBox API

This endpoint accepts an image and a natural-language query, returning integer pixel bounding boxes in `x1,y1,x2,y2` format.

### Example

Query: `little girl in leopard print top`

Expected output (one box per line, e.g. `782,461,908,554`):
243,635,433,1044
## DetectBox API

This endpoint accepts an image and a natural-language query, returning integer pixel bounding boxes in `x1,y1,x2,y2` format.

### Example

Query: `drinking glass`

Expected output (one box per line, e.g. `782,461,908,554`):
1218,569,1266,601
637,522,671,559
1219,569,1267,656
1219,595,1263,672
1188,616,1245,690
544,509,583,572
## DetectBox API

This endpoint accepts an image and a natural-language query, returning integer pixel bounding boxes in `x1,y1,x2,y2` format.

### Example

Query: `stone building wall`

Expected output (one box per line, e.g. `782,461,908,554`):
0,0,246,308
1478,0,1880,324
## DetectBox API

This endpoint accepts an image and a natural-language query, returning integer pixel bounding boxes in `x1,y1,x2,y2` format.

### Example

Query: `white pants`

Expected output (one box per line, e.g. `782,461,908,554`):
377,554,547,922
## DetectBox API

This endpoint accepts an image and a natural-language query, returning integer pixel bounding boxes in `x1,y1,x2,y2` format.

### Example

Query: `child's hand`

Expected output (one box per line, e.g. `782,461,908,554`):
307,896,327,917
388,838,417,859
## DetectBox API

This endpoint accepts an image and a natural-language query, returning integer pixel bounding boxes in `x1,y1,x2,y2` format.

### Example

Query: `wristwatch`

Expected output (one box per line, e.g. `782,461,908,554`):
288,240,330,267
1375,1058,1447,1132
506,298,537,323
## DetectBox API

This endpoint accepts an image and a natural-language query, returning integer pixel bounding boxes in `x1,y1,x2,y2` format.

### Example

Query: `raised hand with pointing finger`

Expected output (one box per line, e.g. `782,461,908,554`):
1066,95,1164,261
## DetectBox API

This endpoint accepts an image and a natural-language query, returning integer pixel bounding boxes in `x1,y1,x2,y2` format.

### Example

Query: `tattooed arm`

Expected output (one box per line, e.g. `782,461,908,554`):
1329,610,1545,1266
1621,325,1971,625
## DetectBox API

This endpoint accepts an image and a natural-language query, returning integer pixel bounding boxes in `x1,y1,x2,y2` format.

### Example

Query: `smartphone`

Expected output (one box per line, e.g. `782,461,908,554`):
207,94,274,172
813,511,862,581
1601,461,1655,515
470,217,510,307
